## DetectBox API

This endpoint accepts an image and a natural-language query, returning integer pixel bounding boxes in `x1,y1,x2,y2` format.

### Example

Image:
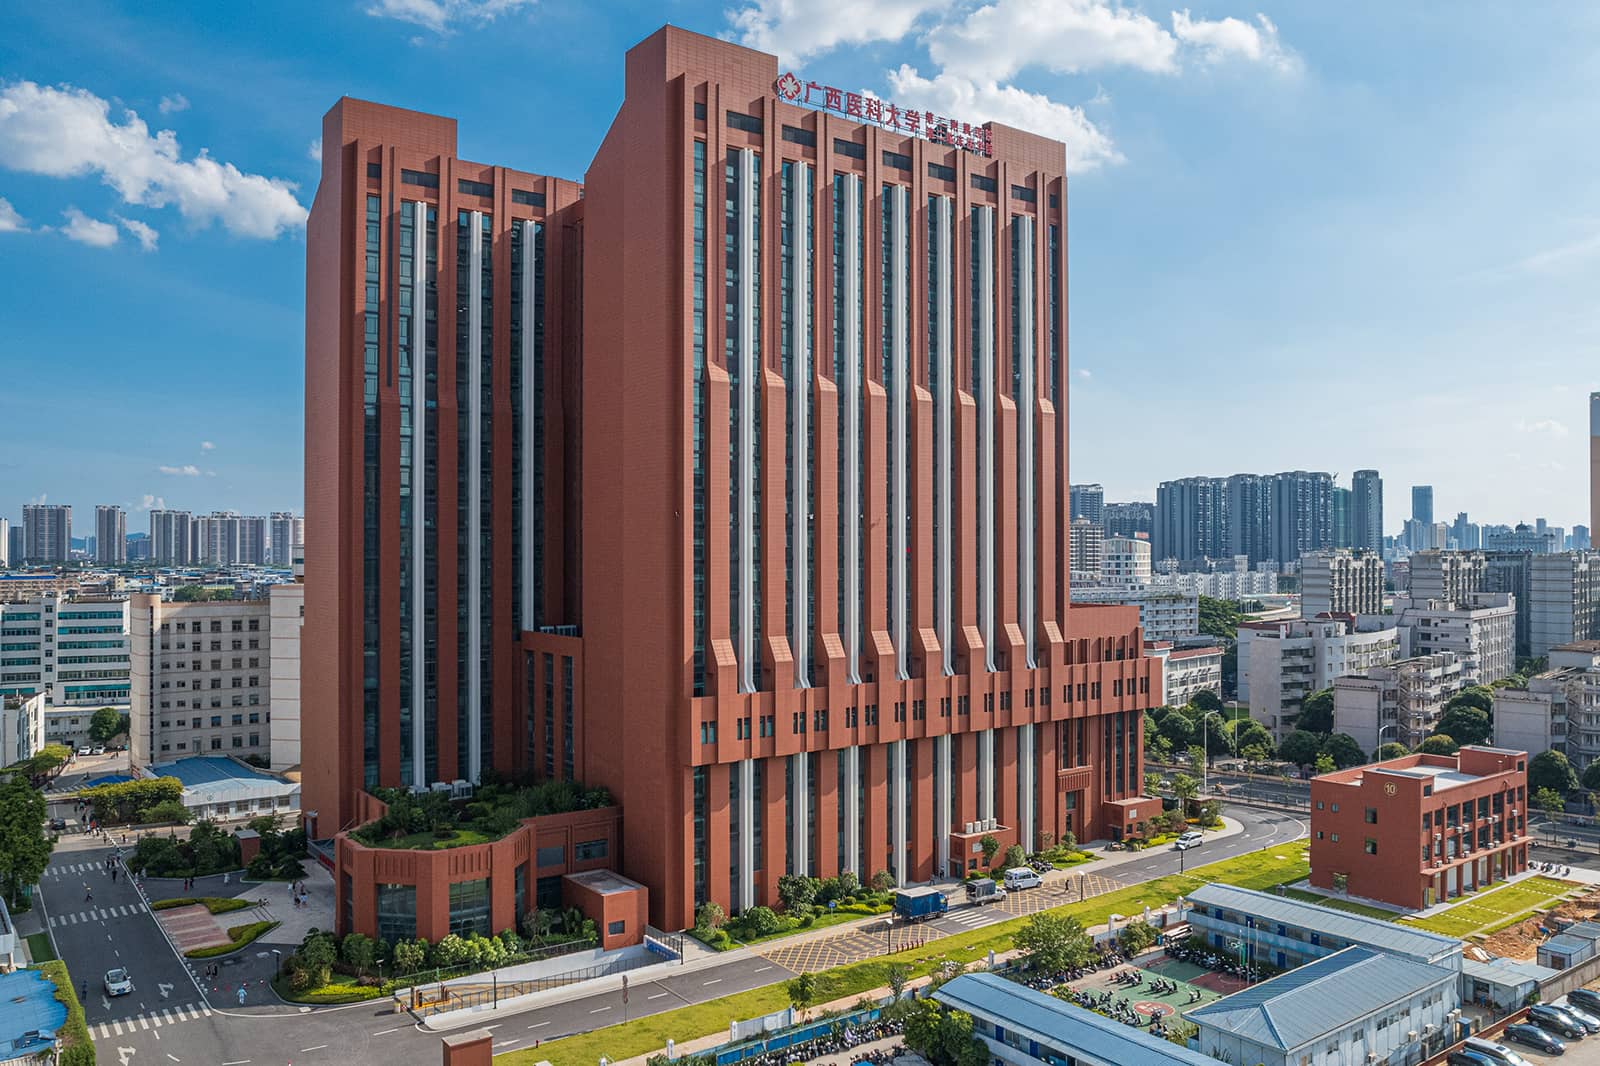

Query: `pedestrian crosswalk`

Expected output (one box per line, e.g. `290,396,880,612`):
943,907,1003,930
48,903,146,926
91,1003,211,1041
45,861,123,879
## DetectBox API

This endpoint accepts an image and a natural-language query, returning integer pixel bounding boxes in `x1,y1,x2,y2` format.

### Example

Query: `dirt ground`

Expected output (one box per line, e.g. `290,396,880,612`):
1481,888,1600,960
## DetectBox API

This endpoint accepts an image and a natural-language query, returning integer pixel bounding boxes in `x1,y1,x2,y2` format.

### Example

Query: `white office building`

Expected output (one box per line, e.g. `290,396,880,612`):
1375,592,1517,686
0,593,130,707
1101,535,1151,587
1154,564,1278,600
1,691,45,766
1333,651,1466,752
1163,646,1224,707
1069,517,1103,580
1530,552,1600,657
127,592,271,764
1495,641,1600,772
1300,549,1384,618
1071,585,1199,642
268,581,303,769
1240,617,1400,741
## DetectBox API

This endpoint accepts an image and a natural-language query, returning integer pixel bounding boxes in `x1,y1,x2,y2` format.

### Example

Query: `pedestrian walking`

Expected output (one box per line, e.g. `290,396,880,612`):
84,886,93,902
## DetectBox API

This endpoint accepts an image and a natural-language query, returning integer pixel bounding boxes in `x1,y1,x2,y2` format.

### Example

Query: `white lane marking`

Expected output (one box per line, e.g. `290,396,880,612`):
221,1060,252,1064
112,1021,124,1036
648,992,669,1000
703,978,723,986
590,1006,611,1014
299,1046,328,1053
199,1006,211,1017
48,916,56,928
98,1023,111,1038
752,966,773,973
527,1021,551,1029
167,1055,181,1062
150,1012,162,1027
373,1027,402,1035
494,1040,520,1049
138,1017,149,1030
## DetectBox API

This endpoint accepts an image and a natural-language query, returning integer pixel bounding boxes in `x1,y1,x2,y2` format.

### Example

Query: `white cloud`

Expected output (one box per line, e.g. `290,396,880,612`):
158,464,201,476
930,0,1180,81
1171,10,1299,73
886,66,1124,173
307,137,322,163
1515,418,1569,437
0,196,25,232
28,493,47,505
727,0,945,65
200,440,215,451
158,93,189,115
138,494,167,511
117,214,158,250
1077,367,1093,379
60,207,119,247
0,80,308,239
365,0,534,34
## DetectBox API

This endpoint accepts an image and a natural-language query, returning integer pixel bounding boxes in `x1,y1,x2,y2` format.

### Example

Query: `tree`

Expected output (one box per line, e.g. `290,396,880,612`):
694,901,726,932
903,1000,989,1066
786,972,817,1020
1534,787,1566,827
1446,686,1495,716
1144,773,1163,797
1013,912,1094,974
1197,596,1246,641
1199,713,1232,757
341,932,376,977
1189,690,1224,713
1582,761,1600,792
1435,705,1492,747
0,775,52,907
887,962,913,1002
88,707,125,744
1118,920,1159,955
1376,742,1411,761
1313,752,1336,776
1187,744,1208,770
1232,719,1274,759
9,743,69,788
1159,713,1194,752
391,937,428,975
1002,844,1026,871
1297,689,1335,734
1241,743,1270,767
1418,734,1459,756
1278,730,1323,769
1170,773,1199,816
777,874,818,912
870,868,896,892
1529,750,1580,796
1321,733,1366,770
979,835,1001,868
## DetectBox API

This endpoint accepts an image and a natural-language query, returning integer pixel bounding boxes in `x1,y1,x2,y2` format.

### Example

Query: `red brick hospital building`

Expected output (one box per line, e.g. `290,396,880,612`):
304,25,1157,932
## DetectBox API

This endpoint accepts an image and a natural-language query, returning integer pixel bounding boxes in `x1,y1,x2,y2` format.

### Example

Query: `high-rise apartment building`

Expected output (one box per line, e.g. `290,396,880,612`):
1351,469,1383,552
1102,536,1152,588
1069,518,1103,578
1530,551,1600,657
1101,501,1153,540
1069,484,1104,526
95,505,127,565
149,510,194,565
1412,485,1433,527
1271,470,1334,567
1331,486,1351,549
5,526,21,569
0,593,130,706
1592,392,1599,544
22,504,71,564
1226,473,1273,567
269,512,304,566
1299,549,1383,618
304,28,1157,930
0,518,8,567
1155,477,1228,567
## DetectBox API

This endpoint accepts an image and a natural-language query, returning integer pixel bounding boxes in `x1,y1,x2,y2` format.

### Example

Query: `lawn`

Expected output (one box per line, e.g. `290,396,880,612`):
355,827,497,851
186,920,280,958
152,896,253,914
501,841,1311,1066
25,932,56,963
1397,876,1574,938
271,972,387,1004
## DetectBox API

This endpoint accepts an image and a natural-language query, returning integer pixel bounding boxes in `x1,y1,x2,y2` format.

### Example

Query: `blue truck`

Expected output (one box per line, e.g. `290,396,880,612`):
893,886,949,922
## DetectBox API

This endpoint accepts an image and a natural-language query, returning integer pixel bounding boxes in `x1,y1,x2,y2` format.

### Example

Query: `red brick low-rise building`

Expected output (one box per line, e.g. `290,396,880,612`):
1309,746,1529,911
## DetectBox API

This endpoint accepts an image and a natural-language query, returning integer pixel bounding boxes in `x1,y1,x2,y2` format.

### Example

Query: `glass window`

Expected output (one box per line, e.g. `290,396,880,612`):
448,878,491,937
511,189,545,207
607,920,625,936
726,111,763,134
927,162,955,181
971,174,997,192
401,169,439,189
377,883,417,944
781,125,815,147
574,838,608,862
536,844,565,868
458,178,493,197
833,138,866,160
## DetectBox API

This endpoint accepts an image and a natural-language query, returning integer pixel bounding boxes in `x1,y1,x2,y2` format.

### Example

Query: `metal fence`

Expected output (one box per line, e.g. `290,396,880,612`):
708,1008,883,1066
406,945,655,1016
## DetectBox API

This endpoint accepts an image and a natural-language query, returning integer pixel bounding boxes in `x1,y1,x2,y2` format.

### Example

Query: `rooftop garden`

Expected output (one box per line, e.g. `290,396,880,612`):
351,776,612,850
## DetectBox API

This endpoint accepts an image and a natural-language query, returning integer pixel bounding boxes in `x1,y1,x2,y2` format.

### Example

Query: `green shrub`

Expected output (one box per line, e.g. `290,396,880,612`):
185,921,278,958
79,777,184,825
32,960,93,1066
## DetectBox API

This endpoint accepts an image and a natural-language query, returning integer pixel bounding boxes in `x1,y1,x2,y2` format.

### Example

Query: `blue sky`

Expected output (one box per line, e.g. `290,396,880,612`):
1,0,1596,535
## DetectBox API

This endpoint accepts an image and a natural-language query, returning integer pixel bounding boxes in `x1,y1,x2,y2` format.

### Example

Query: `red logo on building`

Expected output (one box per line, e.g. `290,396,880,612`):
773,72,803,101
772,71,991,157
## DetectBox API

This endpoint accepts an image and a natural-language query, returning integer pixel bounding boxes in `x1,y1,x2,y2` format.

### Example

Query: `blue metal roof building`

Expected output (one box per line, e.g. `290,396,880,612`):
1185,882,1462,970
0,969,68,1061
1185,946,1458,1066
934,972,1220,1066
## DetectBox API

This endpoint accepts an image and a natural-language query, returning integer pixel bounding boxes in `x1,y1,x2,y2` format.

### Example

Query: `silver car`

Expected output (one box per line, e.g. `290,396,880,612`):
104,968,132,996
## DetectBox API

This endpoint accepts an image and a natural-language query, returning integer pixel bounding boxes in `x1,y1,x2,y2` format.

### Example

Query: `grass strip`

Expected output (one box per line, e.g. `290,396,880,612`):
500,842,1309,1066
32,959,94,1066
151,896,254,914
25,931,57,963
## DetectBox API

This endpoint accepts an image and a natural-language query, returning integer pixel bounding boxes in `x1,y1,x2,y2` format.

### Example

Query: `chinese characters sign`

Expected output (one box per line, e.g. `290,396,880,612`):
773,72,993,158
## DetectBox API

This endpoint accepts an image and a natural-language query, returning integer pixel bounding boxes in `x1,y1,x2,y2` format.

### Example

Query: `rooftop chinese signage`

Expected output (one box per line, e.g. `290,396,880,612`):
773,72,993,158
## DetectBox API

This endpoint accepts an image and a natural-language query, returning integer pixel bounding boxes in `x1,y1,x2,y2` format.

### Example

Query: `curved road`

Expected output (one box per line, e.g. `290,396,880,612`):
63,806,1305,1066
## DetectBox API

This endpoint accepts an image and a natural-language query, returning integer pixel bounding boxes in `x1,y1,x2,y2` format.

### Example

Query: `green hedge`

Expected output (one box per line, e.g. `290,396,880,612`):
270,973,387,1004
32,960,93,1066
152,896,253,914
185,920,279,958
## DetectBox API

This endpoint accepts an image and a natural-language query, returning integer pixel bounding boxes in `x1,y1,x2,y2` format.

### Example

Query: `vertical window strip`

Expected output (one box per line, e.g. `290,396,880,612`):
362,194,381,790
1048,224,1061,408
455,210,471,781
398,202,416,785
422,206,439,786
692,141,708,697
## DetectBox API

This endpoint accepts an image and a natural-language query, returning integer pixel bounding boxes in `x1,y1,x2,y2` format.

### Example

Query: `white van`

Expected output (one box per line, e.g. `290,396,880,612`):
1003,867,1043,890
1174,831,1204,850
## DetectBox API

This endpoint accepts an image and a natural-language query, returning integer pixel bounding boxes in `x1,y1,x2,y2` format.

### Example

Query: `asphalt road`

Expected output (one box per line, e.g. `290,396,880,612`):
45,804,1304,1066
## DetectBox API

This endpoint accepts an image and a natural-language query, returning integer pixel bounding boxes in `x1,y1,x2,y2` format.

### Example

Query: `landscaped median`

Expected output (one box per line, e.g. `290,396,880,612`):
498,841,1312,1066
185,920,279,958
151,896,254,914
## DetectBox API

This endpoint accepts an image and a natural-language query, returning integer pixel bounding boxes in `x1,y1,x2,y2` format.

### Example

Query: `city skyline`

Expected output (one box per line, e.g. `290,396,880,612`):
1,3,1597,525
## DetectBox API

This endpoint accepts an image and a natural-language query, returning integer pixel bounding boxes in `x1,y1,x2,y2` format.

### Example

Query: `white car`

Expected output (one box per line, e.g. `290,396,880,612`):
104,968,133,997
76,746,92,757
1174,831,1204,851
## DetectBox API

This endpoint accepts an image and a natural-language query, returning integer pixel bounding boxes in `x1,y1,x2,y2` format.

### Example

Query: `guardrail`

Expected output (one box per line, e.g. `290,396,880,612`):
404,945,653,1017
